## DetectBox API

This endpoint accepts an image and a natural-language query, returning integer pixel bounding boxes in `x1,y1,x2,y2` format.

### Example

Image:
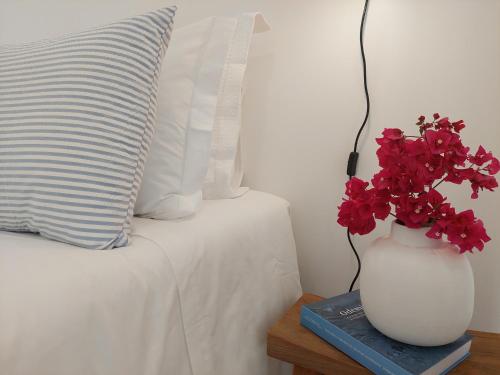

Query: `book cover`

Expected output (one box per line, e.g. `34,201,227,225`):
300,290,471,375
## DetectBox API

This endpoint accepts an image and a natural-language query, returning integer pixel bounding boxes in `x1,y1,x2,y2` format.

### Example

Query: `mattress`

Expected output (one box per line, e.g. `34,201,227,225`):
0,190,302,375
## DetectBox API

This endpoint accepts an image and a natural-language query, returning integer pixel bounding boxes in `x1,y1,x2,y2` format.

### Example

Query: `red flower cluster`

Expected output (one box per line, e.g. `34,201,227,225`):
337,178,390,235
338,114,499,253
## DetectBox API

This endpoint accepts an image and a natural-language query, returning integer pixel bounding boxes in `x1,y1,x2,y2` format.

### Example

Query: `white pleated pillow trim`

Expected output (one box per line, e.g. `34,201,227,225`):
202,13,270,200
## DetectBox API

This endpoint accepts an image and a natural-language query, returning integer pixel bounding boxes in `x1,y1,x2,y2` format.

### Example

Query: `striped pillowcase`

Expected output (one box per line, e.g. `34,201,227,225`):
0,7,176,249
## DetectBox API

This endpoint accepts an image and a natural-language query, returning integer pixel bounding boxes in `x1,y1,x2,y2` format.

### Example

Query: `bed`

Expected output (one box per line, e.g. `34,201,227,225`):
0,190,302,375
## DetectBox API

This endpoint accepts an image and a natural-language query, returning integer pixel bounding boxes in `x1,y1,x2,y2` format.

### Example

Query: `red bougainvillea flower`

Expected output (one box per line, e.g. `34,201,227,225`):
378,128,404,142
426,203,457,240
469,171,499,199
468,146,500,182
487,158,500,175
344,177,371,200
419,122,434,133
394,193,433,228
337,114,498,253
445,133,469,165
435,117,452,131
445,210,491,253
371,169,392,191
372,189,391,220
405,140,445,185
469,145,494,166
437,202,456,222
423,156,446,181
376,143,405,169
405,138,427,157
338,200,376,235
445,166,475,185
427,188,445,208
337,178,390,235
452,120,466,132
337,178,375,235
425,129,453,155
426,224,444,240
376,129,406,168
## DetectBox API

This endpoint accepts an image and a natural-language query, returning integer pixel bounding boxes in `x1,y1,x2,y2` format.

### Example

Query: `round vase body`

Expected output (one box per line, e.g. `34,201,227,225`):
360,221,474,346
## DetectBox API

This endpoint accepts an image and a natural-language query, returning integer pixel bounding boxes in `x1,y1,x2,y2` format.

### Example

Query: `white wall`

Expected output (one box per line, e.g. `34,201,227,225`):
2,0,499,332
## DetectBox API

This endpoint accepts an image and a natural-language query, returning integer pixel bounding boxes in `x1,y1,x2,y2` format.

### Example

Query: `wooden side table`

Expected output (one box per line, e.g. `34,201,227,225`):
267,293,500,375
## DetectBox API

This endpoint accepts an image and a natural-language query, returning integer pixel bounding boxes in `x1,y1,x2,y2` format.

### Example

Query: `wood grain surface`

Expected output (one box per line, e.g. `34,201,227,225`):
268,293,500,375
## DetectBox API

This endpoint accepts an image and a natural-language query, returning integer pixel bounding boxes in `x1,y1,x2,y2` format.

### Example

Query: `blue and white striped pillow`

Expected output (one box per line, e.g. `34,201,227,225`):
0,7,176,249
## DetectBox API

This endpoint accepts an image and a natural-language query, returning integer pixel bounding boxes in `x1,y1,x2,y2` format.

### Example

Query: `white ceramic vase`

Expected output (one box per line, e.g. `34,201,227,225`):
359,221,474,346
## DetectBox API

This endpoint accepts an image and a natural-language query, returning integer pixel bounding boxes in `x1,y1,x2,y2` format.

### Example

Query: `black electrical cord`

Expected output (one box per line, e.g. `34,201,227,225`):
346,0,370,293
354,0,371,156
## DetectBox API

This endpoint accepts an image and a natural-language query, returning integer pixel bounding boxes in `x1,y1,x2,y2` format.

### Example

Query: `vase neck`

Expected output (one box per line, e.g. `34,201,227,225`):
390,221,441,248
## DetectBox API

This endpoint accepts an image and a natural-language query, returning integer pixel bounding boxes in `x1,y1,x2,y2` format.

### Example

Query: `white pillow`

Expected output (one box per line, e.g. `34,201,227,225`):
134,17,236,219
202,13,270,199
137,13,270,216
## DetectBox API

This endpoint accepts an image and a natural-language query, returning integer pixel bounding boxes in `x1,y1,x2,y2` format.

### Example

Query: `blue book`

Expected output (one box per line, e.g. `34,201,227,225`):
300,290,471,375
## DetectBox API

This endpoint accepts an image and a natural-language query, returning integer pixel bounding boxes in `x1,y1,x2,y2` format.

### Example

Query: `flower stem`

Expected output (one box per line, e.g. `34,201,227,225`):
433,178,446,189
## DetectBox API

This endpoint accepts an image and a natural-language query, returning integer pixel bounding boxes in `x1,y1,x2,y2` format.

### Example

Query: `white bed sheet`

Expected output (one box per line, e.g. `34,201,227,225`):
0,190,302,375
